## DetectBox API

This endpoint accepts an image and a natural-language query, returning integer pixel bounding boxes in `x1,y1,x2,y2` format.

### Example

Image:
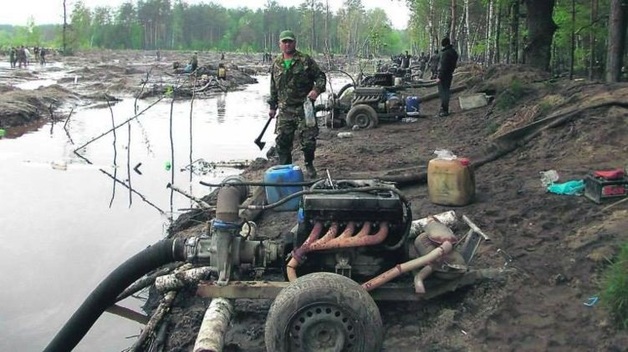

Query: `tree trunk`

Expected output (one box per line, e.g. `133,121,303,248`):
486,0,494,65
588,0,598,80
495,1,502,64
570,0,576,79
606,0,627,82
464,0,471,61
450,0,457,42
63,0,67,55
509,0,520,64
523,0,558,71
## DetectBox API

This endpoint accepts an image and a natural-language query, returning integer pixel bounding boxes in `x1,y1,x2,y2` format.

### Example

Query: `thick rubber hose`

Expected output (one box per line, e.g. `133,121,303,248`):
44,238,185,352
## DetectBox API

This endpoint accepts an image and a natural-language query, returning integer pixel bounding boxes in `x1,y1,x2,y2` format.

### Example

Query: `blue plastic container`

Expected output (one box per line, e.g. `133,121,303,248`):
405,96,421,116
264,164,304,211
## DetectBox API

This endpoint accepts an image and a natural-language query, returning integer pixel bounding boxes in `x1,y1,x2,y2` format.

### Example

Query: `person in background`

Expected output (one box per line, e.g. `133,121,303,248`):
418,52,428,78
267,30,327,179
17,46,27,68
400,50,410,69
190,51,198,72
436,37,459,117
9,47,16,68
24,46,31,67
428,49,439,79
39,47,47,65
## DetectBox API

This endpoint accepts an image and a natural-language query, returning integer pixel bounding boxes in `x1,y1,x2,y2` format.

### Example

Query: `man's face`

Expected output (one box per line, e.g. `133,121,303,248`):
280,39,296,55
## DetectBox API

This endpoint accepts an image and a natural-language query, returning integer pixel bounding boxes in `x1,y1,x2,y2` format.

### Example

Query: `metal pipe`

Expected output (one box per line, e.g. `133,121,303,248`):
361,241,453,292
286,222,324,282
413,266,433,294
310,222,389,251
338,221,356,239
215,184,246,223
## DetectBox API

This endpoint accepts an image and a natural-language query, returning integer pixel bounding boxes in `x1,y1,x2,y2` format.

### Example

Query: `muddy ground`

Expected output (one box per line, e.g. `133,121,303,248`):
162,62,628,351
2,50,627,351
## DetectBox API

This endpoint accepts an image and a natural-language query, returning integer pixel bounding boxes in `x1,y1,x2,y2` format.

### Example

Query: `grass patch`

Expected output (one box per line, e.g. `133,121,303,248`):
600,242,628,329
495,78,525,110
485,120,500,135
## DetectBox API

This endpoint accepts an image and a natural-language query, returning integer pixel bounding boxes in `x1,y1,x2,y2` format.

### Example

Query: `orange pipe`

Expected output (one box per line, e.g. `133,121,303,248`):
361,241,453,292
311,222,388,251
286,222,323,282
286,222,389,282
338,222,356,239
316,222,339,244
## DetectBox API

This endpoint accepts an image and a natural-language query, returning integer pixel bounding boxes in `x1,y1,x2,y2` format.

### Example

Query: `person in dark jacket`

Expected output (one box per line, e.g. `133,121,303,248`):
267,30,327,178
436,37,459,117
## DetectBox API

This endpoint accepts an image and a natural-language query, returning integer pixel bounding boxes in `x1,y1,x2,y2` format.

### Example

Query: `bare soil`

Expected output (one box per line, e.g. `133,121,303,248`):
3,50,627,351
163,62,628,351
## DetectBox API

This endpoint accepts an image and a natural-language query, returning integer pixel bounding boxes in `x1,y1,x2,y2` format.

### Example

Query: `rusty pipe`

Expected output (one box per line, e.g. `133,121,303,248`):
308,222,360,252
413,266,433,294
361,241,453,292
338,221,356,239
311,222,388,251
286,221,324,282
316,222,340,245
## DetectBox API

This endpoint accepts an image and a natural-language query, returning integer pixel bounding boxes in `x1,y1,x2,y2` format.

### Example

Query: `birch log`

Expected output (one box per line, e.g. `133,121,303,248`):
193,298,234,352
155,266,213,292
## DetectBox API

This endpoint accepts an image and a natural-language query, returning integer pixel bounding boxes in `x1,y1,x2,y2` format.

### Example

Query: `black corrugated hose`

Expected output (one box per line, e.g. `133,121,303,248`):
43,238,186,352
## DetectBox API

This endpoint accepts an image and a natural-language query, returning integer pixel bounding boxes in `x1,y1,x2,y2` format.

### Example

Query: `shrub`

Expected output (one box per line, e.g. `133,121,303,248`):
601,242,628,329
495,78,525,110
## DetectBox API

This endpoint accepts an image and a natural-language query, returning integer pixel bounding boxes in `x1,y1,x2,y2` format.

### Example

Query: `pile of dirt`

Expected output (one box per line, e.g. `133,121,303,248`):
154,63,628,351
0,85,82,129
0,50,263,131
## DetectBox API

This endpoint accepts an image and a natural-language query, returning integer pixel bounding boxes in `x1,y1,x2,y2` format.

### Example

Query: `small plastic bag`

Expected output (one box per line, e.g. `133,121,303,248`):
547,180,585,196
303,98,316,127
540,170,560,187
434,149,457,160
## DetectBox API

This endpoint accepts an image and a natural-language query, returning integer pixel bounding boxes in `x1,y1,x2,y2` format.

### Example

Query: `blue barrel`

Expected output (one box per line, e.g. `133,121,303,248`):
405,96,421,116
264,164,304,211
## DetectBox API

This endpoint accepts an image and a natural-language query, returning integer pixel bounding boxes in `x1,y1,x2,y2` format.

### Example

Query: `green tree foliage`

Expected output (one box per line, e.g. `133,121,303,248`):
0,0,623,79
0,0,407,57
406,0,624,78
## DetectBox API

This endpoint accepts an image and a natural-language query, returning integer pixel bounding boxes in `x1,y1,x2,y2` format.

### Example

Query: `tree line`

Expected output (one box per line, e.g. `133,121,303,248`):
15,0,407,58
406,0,626,81
1,0,625,81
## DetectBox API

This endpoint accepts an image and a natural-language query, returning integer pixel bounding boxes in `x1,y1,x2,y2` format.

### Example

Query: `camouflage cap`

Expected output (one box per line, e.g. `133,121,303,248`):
279,30,296,41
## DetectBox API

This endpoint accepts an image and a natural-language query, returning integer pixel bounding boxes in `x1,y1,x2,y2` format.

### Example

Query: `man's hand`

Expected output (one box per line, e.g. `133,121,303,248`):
269,109,277,119
307,90,319,101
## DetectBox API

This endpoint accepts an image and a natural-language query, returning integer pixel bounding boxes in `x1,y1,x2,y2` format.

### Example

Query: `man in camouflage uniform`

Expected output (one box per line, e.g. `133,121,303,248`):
267,30,327,178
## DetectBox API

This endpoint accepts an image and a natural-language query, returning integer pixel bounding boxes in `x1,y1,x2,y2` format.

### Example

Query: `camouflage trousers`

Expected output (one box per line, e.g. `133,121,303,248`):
275,108,318,165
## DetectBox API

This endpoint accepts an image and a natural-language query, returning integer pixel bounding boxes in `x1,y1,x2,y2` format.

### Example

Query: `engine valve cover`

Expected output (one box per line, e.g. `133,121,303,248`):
302,191,403,222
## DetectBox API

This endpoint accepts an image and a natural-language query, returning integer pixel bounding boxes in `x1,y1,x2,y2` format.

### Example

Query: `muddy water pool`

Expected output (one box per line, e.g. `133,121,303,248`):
0,72,350,351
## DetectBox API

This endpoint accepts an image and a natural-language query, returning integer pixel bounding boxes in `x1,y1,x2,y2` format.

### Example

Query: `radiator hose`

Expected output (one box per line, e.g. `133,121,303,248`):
44,238,186,352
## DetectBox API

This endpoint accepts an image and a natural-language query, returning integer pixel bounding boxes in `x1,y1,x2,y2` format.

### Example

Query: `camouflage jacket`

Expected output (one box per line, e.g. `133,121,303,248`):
268,50,326,111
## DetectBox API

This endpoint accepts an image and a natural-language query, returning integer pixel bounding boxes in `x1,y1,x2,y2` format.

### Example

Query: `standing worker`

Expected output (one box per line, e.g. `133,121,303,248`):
436,37,458,117
190,52,198,72
428,50,439,79
267,30,327,179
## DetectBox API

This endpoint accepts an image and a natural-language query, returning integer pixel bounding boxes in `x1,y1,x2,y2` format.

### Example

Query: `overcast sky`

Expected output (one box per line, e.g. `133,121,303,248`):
0,0,409,29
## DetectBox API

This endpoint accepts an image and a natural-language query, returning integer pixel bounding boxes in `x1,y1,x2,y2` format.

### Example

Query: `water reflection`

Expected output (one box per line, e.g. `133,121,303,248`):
217,93,226,123
0,73,352,352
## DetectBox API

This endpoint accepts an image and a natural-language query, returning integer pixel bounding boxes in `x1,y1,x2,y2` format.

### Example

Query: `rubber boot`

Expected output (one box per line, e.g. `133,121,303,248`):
303,150,317,179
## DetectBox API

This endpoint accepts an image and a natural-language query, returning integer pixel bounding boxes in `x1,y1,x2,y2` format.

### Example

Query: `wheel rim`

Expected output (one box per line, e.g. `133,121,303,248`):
288,303,358,352
354,112,371,128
